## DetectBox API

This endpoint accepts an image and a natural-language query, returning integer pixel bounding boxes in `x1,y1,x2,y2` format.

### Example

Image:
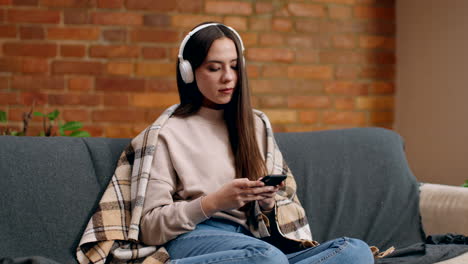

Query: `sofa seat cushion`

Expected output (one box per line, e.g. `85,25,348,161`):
0,256,61,264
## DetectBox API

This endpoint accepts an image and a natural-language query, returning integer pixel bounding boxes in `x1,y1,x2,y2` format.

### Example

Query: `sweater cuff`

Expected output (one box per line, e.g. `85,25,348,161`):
186,197,209,225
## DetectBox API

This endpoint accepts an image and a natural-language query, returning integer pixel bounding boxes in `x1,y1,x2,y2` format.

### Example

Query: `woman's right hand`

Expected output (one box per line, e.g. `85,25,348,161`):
201,178,274,216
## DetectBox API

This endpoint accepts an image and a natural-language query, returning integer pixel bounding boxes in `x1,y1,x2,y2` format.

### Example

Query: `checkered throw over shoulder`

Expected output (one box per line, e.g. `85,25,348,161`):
76,104,315,264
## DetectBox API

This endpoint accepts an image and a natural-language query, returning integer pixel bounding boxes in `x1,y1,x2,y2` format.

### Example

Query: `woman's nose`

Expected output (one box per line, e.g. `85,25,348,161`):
222,68,235,82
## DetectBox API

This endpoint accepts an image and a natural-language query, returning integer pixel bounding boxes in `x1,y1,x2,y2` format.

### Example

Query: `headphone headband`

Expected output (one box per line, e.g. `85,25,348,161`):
177,23,245,61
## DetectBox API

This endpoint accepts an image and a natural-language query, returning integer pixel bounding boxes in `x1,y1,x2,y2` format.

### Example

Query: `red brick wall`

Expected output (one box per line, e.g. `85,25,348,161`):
0,0,395,137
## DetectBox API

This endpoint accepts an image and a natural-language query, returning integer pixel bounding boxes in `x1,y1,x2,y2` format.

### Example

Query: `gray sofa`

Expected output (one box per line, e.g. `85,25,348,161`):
1,127,468,263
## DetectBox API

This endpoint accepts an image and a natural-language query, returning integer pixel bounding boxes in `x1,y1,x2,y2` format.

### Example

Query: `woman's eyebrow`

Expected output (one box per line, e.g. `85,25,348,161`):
206,59,238,63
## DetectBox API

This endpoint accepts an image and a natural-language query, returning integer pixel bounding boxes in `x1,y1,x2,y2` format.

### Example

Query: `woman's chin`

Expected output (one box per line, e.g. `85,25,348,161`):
212,96,233,105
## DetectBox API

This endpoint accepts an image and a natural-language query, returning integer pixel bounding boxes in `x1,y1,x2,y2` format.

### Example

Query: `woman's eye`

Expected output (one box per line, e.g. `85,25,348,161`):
209,67,220,72
231,65,238,70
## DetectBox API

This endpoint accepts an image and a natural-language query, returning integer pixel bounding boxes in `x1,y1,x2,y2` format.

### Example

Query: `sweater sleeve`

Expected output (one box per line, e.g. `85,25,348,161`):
140,136,208,246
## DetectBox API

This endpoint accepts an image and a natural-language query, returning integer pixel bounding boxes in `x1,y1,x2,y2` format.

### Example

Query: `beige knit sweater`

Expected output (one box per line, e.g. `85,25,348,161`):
140,106,267,246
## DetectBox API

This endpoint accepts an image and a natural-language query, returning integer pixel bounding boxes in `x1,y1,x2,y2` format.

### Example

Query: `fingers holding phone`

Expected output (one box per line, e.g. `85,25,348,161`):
257,174,287,211
258,175,286,195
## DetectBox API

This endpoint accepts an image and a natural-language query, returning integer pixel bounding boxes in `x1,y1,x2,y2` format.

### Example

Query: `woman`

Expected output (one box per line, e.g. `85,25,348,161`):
139,22,374,264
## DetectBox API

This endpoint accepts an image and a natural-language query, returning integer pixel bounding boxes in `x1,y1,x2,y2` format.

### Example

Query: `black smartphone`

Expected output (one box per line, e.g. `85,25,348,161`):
261,174,287,186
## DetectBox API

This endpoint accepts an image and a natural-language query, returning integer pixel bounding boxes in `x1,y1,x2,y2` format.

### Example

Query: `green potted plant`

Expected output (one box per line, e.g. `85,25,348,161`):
0,108,90,137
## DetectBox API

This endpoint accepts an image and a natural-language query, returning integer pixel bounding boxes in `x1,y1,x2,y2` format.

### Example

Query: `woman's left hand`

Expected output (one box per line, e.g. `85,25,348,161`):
256,179,285,212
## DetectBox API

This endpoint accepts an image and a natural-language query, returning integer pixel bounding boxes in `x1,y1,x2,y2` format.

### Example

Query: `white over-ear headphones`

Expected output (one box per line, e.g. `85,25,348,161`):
178,23,245,84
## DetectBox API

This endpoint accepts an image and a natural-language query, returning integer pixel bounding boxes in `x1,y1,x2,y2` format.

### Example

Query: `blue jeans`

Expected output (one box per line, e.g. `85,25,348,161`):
165,219,374,264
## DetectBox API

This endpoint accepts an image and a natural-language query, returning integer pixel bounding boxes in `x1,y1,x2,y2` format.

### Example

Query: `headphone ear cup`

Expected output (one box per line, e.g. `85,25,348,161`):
179,59,194,84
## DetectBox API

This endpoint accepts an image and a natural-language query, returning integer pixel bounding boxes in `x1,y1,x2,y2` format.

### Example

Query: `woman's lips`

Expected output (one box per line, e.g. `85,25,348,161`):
219,88,234,94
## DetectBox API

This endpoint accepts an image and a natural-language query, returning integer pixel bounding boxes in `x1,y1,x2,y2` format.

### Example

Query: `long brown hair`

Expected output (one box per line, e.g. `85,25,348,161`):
173,22,267,181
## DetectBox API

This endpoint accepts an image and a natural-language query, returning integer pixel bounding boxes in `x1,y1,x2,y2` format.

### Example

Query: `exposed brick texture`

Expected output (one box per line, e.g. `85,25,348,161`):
92,12,142,26
3,42,57,57
288,3,326,17
125,0,176,11
0,0,396,137
102,29,127,42
11,76,65,91
0,25,17,38
130,29,179,43
63,10,89,24
69,77,93,91
97,0,123,9
106,62,134,76
205,1,252,15
40,0,91,8
89,45,140,58
95,78,145,92
52,61,103,75
7,9,60,23
60,44,86,58
19,26,44,39
47,27,100,40
12,0,38,6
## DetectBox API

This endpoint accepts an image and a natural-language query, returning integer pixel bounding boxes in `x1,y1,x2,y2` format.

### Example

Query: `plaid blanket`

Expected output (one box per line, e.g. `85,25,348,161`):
76,104,321,263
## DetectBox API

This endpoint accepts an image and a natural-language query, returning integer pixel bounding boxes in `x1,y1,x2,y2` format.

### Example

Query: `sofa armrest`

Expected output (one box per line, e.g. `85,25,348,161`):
420,183,468,235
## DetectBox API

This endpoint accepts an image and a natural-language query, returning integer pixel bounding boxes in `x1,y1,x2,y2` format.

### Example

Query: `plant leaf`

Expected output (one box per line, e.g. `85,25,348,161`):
463,180,468,188
0,111,7,123
47,110,60,121
61,121,83,131
33,111,46,117
69,131,91,137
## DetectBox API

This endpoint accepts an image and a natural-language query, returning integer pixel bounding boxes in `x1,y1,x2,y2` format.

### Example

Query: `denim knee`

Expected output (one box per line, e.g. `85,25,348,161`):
249,243,288,264
341,237,374,264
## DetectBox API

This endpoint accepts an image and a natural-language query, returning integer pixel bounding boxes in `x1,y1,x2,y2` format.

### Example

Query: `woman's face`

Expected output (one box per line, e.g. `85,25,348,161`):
195,37,238,108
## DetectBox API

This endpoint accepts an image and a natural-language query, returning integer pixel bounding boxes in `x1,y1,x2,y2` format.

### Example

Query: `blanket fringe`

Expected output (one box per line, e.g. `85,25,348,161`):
371,246,396,259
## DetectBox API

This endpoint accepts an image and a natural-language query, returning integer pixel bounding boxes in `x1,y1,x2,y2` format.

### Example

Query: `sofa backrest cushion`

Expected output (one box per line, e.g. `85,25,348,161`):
275,127,426,250
0,136,130,263
0,127,425,261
